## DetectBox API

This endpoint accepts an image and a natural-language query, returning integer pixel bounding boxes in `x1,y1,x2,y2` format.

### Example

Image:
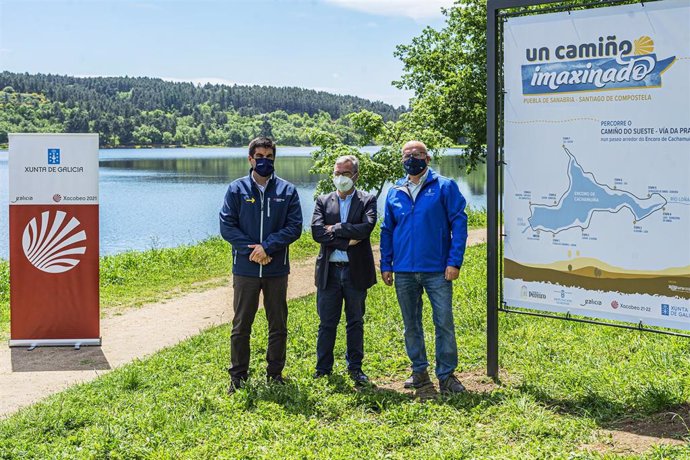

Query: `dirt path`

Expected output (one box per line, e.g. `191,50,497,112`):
0,229,487,418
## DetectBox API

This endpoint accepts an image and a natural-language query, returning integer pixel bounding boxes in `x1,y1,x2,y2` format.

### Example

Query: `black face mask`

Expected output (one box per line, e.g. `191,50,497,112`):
403,157,427,176
253,158,274,177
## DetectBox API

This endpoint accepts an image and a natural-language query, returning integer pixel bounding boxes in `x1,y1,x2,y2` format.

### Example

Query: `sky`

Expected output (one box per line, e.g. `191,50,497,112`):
0,0,455,107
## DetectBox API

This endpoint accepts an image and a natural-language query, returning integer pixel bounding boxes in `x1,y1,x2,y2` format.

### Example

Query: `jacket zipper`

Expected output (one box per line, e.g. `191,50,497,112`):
259,187,265,278
404,176,432,272
409,191,416,272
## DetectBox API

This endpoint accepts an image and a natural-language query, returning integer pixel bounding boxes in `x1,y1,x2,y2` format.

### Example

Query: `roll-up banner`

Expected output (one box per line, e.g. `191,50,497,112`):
503,0,690,330
8,133,100,347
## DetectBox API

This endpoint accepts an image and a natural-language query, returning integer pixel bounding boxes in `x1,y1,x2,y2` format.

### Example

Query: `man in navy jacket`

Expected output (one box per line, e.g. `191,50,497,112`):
380,140,468,394
220,137,302,393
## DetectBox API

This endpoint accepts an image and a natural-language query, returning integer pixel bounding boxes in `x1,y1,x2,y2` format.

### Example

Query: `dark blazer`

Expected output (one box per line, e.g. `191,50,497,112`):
311,190,377,291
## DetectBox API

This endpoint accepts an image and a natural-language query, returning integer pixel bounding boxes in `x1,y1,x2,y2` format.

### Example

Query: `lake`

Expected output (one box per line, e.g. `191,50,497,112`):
0,147,486,258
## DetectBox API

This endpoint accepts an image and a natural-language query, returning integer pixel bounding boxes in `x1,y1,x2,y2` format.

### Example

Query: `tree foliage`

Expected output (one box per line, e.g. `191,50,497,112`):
394,0,487,170
394,0,643,170
0,72,405,148
308,108,452,199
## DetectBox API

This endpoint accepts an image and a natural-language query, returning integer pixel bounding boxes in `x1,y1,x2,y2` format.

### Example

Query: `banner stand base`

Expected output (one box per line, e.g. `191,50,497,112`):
8,338,102,349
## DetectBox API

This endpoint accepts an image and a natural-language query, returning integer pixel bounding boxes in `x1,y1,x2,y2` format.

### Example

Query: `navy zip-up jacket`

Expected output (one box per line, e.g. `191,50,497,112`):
220,170,303,277
380,168,468,273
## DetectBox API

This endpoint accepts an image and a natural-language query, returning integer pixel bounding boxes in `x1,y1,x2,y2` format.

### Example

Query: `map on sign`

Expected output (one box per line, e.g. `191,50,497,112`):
528,146,667,234
504,138,690,303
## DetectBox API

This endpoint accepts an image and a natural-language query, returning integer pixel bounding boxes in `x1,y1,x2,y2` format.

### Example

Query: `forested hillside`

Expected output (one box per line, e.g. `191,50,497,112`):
0,72,405,147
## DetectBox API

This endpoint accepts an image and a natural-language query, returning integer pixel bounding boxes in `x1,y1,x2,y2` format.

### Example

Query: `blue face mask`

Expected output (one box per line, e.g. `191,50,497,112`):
403,157,427,176
253,157,274,177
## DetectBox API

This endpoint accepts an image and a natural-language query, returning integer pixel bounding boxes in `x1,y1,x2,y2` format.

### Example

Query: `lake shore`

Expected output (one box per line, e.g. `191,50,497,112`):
0,213,487,336
0,148,486,258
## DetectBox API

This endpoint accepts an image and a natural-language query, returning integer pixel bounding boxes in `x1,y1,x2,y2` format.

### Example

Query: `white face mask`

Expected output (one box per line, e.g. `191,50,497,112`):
333,174,354,193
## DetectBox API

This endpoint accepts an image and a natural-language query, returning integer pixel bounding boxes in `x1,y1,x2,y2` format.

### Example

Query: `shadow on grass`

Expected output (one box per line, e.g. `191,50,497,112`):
517,382,690,441
233,373,509,419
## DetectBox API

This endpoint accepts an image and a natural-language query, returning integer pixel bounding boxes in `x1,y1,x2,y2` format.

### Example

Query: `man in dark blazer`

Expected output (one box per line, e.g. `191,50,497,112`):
311,155,377,386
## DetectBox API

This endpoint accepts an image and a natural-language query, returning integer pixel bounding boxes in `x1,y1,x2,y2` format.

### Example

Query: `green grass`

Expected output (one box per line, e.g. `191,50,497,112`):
99,230,320,310
467,205,487,229
2,244,689,458
0,262,8,339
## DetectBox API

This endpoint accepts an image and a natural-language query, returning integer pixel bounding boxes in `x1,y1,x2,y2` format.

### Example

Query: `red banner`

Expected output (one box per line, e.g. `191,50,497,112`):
10,205,99,340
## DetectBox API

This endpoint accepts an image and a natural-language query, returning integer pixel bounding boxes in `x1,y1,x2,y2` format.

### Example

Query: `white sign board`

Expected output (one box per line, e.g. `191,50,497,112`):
9,134,98,205
503,0,690,330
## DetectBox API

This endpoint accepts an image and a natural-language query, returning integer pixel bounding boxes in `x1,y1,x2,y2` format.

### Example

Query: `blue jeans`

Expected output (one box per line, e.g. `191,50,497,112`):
394,272,457,380
316,264,367,373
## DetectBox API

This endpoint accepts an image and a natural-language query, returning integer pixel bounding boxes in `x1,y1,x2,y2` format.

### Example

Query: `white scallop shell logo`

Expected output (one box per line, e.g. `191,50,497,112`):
22,210,87,273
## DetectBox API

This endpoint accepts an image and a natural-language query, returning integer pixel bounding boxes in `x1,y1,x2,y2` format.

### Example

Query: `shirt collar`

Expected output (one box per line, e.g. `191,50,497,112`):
251,172,270,189
406,168,429,187
338,190,356,202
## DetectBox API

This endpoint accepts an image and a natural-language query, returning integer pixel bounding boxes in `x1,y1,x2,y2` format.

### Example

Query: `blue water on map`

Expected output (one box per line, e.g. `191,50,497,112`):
529,151,665,232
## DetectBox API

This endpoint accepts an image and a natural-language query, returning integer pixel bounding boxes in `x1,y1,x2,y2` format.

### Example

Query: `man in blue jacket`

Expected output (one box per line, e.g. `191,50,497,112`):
380,140,468,394
220,137,303,393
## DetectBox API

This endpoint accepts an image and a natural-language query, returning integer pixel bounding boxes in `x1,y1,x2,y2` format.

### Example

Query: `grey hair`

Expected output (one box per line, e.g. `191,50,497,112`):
335,155,359,175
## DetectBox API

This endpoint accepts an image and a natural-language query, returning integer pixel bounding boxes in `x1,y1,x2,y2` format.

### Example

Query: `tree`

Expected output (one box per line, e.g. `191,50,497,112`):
133,124,162,144
260,115,273,138
308,109,452,199
65,109,89,132
162,131,174,145
394,0,487,170
199,124,208,144
394,0,640,170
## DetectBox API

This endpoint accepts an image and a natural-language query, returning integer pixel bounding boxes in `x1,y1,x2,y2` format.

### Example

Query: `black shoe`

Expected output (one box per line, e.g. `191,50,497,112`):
267,374,286,385
227,377,247,394
403,370,432,389
313,370,331,379
348,369,370,387
439,374,466,394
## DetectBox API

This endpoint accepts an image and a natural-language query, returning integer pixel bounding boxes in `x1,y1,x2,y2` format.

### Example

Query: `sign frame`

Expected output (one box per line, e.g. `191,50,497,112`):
485,0,686,380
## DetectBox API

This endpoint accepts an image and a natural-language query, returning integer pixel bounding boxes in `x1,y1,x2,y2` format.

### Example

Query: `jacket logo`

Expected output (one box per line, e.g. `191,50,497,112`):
244,196,255,203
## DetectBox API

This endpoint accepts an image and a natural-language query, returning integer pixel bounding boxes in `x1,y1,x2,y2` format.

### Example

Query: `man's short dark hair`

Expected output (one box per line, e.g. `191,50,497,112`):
248,137,276,157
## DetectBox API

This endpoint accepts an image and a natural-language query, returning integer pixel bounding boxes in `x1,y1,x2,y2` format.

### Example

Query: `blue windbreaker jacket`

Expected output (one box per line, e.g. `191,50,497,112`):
220,171,303,277
380,168,468,273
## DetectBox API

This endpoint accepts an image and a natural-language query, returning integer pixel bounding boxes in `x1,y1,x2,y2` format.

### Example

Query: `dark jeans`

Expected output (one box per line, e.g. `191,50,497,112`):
394,272,457,380
316,263,367,373
229,274,288,379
